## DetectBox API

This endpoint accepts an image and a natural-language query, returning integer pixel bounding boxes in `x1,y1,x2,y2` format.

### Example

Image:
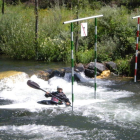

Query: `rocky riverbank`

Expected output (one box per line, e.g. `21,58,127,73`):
37,61,118,82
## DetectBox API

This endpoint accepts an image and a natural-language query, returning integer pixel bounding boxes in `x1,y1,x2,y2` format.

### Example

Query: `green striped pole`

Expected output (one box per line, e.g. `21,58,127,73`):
71,23,74,111
63,15,103,110
94,18,97,99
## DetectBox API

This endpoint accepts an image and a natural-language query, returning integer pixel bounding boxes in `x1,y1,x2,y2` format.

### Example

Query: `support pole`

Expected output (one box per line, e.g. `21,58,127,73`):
94,18,97,98
71,23,74,111
133,17,140,82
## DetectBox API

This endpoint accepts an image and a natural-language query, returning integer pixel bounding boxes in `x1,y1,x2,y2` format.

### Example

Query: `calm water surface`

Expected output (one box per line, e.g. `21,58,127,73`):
0,55,140,140
0,55,70,75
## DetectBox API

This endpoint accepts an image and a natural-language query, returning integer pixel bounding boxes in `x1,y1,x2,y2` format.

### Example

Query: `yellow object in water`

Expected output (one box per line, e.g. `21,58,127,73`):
0,71,22,80
97,70,110,79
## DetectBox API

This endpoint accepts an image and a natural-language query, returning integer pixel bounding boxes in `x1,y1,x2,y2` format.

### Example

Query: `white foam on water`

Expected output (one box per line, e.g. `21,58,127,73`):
1,72,140,139
0,72,29,91
0,73,138,125
0,124,91,139
0,124,115,139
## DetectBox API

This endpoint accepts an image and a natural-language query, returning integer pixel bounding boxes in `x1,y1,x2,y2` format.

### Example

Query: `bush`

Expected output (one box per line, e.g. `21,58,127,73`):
0,5,72,61
0,5,36,59
84,6,136,62
0,3,139,67
38,7,71,62
115,58,130,76
77,49,94,64
97,35,119,62
97,6,136,59
38,33,71,62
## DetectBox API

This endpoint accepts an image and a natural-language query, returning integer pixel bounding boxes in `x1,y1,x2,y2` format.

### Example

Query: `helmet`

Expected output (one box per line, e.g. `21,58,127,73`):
57,86,62,89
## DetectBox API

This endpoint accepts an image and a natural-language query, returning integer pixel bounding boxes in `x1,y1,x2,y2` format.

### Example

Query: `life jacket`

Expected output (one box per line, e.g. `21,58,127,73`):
51,97,59,103
51,92,63,104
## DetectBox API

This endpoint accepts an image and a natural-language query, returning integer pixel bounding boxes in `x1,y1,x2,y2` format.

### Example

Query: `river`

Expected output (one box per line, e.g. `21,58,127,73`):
0,55,140,140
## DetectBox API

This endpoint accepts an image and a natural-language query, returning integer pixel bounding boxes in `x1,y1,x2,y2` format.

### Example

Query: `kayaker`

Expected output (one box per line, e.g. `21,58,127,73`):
45,86,71,106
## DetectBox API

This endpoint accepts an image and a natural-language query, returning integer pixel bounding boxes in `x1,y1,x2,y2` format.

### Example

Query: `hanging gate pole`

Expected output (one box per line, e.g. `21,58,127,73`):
71,23,74,111
132,16,140,82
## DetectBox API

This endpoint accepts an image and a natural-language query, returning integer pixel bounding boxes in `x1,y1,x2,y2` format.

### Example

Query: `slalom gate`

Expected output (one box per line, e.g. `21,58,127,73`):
63,15,103,111
132,15,140,82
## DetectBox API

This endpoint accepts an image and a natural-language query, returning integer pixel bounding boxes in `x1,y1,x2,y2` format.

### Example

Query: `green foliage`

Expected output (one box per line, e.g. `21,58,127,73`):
115,58,130,76
38,7,71,62
0,0,7,9
89,1,103,10
0,6,72,61
0,2,140,72
99,6,136,56
86,6,137,62
97,35,118,62
77,49,94,64
39,7,69,38
0,5,35,59
0,0,2,8
38,34,71,62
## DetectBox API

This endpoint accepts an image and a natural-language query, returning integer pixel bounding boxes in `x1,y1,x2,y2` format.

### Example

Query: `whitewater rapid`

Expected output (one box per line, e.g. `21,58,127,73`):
0,72,139,139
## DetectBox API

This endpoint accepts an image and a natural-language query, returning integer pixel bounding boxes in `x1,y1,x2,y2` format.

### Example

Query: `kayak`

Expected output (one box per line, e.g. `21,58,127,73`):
37,99,69,107
37,100,63,105
0,100,68,109
27,80,70,108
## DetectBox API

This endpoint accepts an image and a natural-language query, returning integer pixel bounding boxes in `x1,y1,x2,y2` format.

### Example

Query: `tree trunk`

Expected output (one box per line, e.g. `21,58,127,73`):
35,0,38,60
75,0,79,63
2,0,4,14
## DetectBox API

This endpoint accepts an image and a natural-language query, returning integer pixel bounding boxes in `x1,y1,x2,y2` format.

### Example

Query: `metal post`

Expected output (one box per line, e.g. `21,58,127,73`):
94,18,97,98
132,16,140,82
71,23,74,111
134,17,139,82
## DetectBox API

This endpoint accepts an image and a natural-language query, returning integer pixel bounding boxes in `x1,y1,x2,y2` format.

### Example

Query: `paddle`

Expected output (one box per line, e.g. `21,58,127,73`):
27,80,46,92
27,80,66,105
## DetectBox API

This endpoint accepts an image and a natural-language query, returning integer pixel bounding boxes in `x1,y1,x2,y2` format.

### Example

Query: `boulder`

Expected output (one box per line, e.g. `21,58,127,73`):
64,72,81,82
74,73,81,82
74,63,85,72
105,61,118,74
86,62,107,72
63,67,72,73
49,69,65,78
70,73,81,82
37,70,50,81
84,68,100,78
36,61,119,81
37,68,65,80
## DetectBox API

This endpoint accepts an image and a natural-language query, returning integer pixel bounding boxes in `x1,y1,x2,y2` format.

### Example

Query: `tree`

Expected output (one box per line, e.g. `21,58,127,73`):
2,0,4,14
